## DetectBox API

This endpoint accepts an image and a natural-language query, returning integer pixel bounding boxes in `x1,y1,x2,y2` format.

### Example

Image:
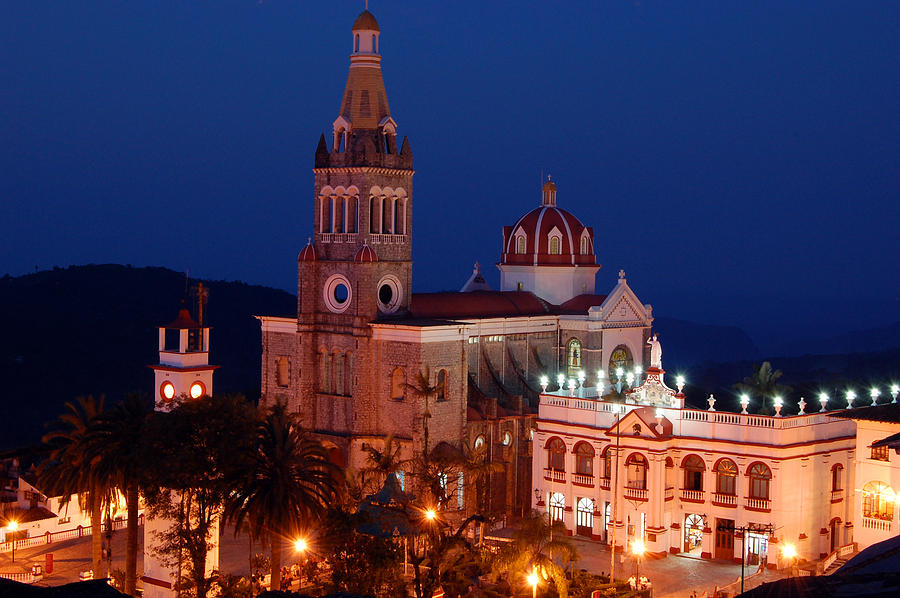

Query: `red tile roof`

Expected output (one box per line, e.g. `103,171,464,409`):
409,291,551,319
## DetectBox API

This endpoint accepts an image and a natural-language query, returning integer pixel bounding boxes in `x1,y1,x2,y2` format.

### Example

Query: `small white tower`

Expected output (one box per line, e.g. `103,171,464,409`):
143,303,219,597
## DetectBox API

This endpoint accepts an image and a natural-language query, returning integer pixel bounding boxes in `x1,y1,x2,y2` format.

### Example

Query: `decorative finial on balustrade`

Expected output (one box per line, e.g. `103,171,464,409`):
774,396,784,417
676,375,686,394
819,392,829,412
740,394,750,415
870,387,880,406
568,378,576,397
892,384,899,404
707,394,716,411
846,389,856,409
798,397,807,415
540,375,548,393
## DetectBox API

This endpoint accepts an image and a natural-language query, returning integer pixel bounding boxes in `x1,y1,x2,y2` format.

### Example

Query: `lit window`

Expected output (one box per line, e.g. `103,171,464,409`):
862,481,895,520
575,442,594,476
549,236,560,255
160,381,175,401
871,445,890,462
567,338,582,375
715,459,737,495
549,492,565,522
682,455,705,491
747,462,771,500
516,235,526,254
189,382,205,399
626,453,648,490
546,437,566,471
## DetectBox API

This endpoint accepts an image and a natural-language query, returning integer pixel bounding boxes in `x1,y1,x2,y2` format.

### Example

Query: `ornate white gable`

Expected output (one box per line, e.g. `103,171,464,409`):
590,270,653,325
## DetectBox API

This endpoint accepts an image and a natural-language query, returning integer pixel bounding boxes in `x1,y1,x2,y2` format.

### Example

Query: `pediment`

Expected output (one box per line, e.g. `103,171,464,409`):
606,407,668,439
592,277,652,325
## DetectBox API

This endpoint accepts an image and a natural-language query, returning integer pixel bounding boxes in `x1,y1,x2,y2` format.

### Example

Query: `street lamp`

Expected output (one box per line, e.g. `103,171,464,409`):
632,539,646,588
527,567,539,598
7,520,18,563
294,538,308,553
870,387,880,406
782,543,797,574
424,508,437,522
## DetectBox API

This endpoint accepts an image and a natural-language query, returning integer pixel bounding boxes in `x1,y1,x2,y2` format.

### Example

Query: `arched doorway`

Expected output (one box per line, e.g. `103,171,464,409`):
576,497,593,537
684,514,704,555
830,518,842,552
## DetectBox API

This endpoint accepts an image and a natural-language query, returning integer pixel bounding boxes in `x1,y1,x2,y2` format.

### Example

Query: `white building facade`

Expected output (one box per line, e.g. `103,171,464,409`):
533,365,865,568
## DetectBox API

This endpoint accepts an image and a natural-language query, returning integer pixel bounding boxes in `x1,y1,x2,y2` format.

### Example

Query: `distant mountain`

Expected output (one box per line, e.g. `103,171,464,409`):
652,317,761,368
0,264,296,450
772,322,900,357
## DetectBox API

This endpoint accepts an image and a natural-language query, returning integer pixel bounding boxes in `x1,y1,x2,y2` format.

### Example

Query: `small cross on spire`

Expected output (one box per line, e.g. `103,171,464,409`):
618,269,626,280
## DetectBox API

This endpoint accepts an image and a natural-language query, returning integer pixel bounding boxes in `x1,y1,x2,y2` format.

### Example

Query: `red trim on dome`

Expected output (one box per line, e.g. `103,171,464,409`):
298,243,318,262
354,244,379,262
501,205,595,267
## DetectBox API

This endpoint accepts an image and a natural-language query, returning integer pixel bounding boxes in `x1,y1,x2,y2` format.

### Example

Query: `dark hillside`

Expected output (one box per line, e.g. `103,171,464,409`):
0,264,296,450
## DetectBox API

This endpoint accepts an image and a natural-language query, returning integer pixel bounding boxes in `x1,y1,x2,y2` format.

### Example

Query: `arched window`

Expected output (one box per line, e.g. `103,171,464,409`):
546,437,566,471
344,352,353,396
715,459,737,496
320,350,330,394
574,442,594,476
390,367,405,401
608,345,633,379
862,481,895,520
473,435,485,451
549,236,560,255
601,447,611,480
334,352,344,396
747,462,772,500
549,492,565,522
625,453,648,490
355,34,360,53
321,196,332,233
276,356,290,388
347,196,358,233
516,235,526,254
372,34,377,53
333,197,344,233
682,455,705,491
831,464,843,492
580,235,590,255
567,338,582,375
436,369,447,402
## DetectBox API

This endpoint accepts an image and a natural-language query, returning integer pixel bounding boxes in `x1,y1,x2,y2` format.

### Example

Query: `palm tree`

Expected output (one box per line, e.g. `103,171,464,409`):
38,395,111,579
460,442,503,518
492,513,577,598
93,394,153,595
733,361,792,415
223,402,342,592
358,434,407,496
404,367,441,459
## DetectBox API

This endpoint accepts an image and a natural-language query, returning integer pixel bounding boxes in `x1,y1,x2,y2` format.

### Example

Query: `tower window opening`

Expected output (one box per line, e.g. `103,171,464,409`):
580,235,590,255
355,34,359,53
372,34,377,53
436,369,447,402
164,329,180,352
335,352,344,396
516,235,526,254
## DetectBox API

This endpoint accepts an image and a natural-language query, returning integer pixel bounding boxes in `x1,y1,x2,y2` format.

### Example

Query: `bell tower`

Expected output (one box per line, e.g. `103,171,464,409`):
301,7,414,325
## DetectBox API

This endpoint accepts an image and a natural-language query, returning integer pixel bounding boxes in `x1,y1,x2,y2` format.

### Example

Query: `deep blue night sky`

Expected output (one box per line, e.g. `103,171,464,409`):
2,1,897,349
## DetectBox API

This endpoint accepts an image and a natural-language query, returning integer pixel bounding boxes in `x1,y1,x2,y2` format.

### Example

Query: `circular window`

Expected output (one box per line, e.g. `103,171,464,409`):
323,274,353,313
160,381,175,402
190,381,205,399
502,431,512,446
376,275,403,313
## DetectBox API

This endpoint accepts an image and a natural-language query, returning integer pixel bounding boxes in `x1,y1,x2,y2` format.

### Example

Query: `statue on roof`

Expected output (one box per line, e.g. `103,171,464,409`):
648,333,662,369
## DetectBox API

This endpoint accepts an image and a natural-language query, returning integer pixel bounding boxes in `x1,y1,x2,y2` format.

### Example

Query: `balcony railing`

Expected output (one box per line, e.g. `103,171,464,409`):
862,517,892,532
831,489,844,503
599,477,611,490
665,487,674,501
745,497,771,511
712,493,737,507
624,486,648,501
317,232,357,243
369,233,408,245
572,473,594,487
543,468,565,483
681,489,705,502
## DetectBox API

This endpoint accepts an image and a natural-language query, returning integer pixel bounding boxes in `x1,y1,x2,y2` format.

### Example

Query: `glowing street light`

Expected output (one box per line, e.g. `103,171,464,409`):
526,567,539,598
846,389,856,409
870,387,880,406
773,396,783,417
556,374,565,391
632,539,646,588
891,384,899,404
424,509,437,522
782,542,797,573
740,394,750,414
540,375,549,393
294,538,308,553
675,375,686,394
7,520,18,563
819,392,829,412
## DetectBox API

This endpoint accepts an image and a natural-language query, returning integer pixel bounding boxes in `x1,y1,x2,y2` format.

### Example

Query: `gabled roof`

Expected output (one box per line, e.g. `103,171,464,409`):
606,406,672,439
165,307,200,329
558,293,608,314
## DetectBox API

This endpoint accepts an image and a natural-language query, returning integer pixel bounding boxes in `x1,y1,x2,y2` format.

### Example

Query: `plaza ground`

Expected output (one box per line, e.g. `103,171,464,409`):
0,525,788,596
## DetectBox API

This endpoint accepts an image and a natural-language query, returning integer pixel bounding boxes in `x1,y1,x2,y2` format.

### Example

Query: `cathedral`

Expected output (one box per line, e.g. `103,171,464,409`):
257,8,654,518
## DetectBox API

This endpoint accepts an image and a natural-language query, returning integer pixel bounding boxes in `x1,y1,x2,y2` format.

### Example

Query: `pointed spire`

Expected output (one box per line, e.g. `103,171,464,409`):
399,136,411,156
337,9,391,131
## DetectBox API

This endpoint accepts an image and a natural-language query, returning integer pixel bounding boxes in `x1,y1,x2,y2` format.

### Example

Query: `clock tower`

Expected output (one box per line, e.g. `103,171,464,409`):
143,302,219,598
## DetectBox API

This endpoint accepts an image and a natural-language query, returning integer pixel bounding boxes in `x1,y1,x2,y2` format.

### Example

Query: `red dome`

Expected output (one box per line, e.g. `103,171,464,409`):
354,244,379,262
298,242,318,262
501,204,595,267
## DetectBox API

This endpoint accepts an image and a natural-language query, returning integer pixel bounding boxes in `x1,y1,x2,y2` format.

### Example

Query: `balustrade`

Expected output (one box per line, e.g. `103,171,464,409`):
745,497,771,511
680,489,705,502
862,517,892,532
572,473,594,487
624,486,649,501
830,489,844,503
712,493,737,507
